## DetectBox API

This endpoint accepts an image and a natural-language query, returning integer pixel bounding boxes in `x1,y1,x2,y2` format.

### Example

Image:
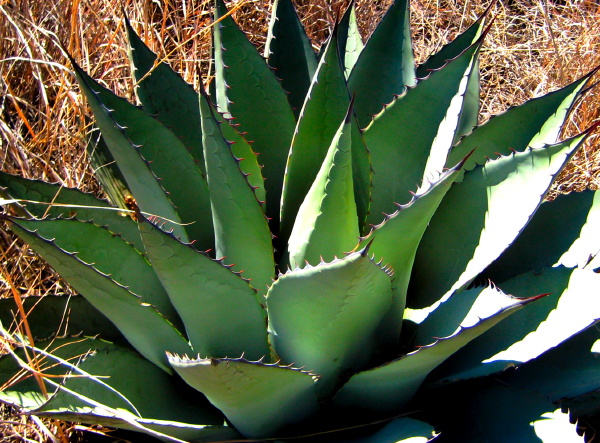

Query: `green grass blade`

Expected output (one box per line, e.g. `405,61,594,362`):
267,248,393,398
409,130,592,309
363,41,481,226
287,104,359,268
213,0,296,222
137,215,270,361
125,17,206,174
447,68,598,172
334,286,540,411
199,90,275,296
0,171,143,250
265,0,317,118
4,219,192,373
72,60,214,246
168,355,319,439
348,0,416,129
338,0,364,78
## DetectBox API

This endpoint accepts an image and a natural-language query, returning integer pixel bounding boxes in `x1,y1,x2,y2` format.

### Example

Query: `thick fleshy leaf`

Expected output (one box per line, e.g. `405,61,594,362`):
125,17,205,173
287,105,358,268
280,34,370,240
265,0,317,118
5,218,192,373
416,7,487,144
334,287,540,411
0,295,122,342
213,0,296,221
168,355,319,439
358,161,465,350
338,0,364,77
346,418,435,443
137,215,270,361
422,324,600,442
480,189,600,283
72,60,213,245
409,130,591,308
0,171,143,250
431,266,600,381
7,217,179,326
267,248,393,398
199,90,275,295
363,41,481,226
348,0,416,128
0,337,235,443
447,68,598,173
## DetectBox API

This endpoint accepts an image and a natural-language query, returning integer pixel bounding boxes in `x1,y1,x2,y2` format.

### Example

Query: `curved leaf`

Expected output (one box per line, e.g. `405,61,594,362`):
363,41,481,226
168,355,319,439
6,218,192,373
409,130,591,308
334,287,540,411
447,68,598,173
267,248,393,398
432,267,600,382
481,189,600,283
137,215,270,361
8,217,179,326
0,171,142,250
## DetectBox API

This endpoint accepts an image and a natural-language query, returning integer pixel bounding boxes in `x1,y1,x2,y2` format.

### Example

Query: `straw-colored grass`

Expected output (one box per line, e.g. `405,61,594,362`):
0,0,599,440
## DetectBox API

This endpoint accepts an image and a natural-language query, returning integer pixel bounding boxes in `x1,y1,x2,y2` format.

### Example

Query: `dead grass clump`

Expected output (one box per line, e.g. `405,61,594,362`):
1,0,599,440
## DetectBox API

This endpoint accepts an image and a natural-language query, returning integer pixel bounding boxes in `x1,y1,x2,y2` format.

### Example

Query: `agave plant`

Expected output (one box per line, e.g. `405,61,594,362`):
1,0,599,441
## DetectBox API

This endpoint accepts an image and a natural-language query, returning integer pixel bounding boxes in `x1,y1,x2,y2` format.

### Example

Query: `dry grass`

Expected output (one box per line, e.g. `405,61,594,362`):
0,0,599,440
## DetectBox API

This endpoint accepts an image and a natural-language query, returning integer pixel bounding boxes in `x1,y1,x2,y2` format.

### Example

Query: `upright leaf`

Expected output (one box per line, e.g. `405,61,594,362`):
416,7,488,143
338,0,364,77
358,161,464,349
363,41,481,226
213,0,296,221
72,60,213,246
280,34,370,241
199,90,275,295
348,0,416,128
265,0,318,118
287,105,358,268
125,17,205,173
